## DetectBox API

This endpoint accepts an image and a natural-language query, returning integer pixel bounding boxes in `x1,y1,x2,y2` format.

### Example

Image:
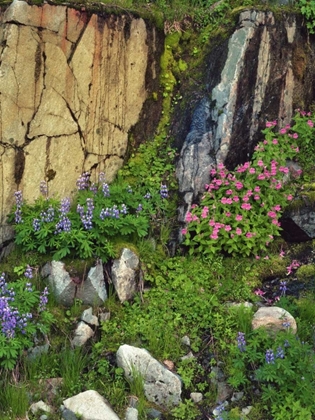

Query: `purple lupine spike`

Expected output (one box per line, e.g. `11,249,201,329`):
265,349,275,364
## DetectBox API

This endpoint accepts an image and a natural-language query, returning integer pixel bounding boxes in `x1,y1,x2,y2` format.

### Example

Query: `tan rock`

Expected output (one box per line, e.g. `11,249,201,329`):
0,1,154,246
252,306,297,334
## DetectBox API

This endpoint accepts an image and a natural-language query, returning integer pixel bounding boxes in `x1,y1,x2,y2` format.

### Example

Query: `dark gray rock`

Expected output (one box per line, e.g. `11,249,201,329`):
41,261,76,306
76,261,107,306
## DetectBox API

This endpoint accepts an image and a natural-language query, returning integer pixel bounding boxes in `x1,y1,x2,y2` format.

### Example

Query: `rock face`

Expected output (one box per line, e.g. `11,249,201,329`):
176,10,313,220
0,0,161,247
116,344,182,407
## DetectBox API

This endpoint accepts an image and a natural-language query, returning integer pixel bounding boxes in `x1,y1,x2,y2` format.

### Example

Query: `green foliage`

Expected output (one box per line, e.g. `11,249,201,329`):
228,328,315,416
296,263,315,281
60,347,88,396
299,0,315,34
271,395,312,420
10,175,170,262
0,270,53,370
291,110,315,174
171,399,199,419
0,382,29,417
183,118,301,257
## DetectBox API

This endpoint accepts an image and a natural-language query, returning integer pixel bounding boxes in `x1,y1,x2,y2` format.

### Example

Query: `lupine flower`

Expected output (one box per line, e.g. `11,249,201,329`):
55,197,72,233
102,183,110,197
25,282,33,292
76,172,90,190
237,332,246,352
265,349,275,364
160,184,168,199
181,228,187,235
127,185,133,193
120,204,128,215
99,172,105,182
79,198,94,230
0,273,33,338
33,218,41,232
213,402,226,420
136,204,143,213
40,180,48,197
40,206,55,223
90,183,98,194
279,281,287,296
38,287,49,312
144,192,151,199
14,191,23,223
307,120,314,128
24,265,33,279
276,346,285,359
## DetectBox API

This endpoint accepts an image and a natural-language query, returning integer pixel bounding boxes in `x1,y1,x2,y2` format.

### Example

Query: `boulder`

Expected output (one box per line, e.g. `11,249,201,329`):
42,261,107,307
41,261,76,306
111,249,139,302
116,344,182,407
81,307,99,327
71,322,94,347
252,306,297,334
76,262,107,306
62,390,120,420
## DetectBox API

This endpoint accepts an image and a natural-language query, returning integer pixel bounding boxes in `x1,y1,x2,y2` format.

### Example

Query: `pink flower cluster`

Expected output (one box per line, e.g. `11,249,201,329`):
286,260,300,275
183,119,302,256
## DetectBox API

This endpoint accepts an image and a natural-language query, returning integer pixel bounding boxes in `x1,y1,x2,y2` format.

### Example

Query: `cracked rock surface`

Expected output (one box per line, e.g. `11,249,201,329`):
0,0,155,245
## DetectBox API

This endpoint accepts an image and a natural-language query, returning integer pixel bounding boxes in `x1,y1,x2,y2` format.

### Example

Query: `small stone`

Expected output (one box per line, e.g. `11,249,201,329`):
147,408,163,419
30,401,52,414
216,382,232,403
211,366,225,382
61,408,79,420
180,351,195,360
231,391,244,402
181,335,190,347
242,406,253,415
128,396,138,408
71,321,94,347
100,312,111,322
81,307,99,326
125,407,138,420
190,392,203,403
163,360,174,370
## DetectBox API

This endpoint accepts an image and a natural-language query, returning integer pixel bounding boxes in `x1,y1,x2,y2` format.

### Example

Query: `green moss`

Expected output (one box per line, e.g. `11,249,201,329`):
296,264,315,282
178,58,188,72
255,256,289,280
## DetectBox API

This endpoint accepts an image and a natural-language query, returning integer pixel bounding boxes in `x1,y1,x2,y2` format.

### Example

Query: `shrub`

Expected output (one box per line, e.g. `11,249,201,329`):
0,268,53,369
183,119,301,257
10,173,170,261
